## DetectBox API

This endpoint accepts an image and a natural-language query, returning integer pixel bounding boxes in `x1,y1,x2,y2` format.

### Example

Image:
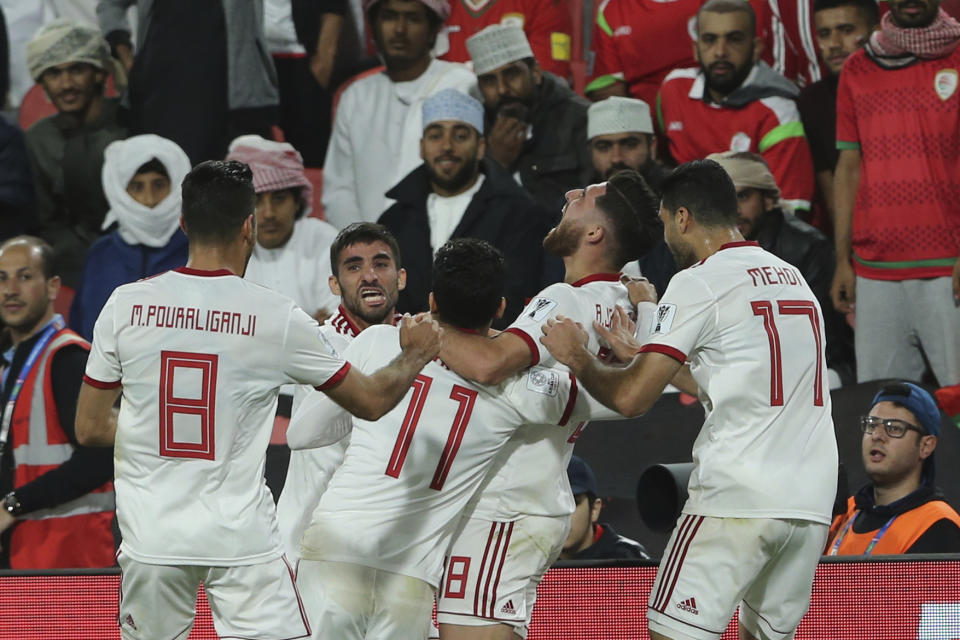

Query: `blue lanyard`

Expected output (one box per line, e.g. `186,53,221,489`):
828,510,897,556
0,316,65,456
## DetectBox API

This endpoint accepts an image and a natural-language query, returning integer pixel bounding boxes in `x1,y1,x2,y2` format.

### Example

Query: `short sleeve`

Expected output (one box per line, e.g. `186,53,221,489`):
507,366,621,426
83,290,122,388
504,284,579,366
639,271,716,364
283,305,351,390
835,67,859,149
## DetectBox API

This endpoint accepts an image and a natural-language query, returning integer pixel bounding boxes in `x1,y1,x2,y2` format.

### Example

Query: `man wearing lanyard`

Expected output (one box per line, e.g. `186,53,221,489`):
827,381,960,555
0,236,115,569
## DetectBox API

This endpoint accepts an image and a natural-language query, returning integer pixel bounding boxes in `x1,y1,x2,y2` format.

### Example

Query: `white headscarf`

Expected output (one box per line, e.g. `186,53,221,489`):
101,134,192,247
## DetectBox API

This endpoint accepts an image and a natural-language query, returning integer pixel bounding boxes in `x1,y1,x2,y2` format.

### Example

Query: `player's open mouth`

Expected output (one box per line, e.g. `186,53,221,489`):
869,448,885,462
360,288,386,306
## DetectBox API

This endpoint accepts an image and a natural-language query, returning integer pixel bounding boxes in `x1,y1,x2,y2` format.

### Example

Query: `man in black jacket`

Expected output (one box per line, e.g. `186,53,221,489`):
710,150,856,385
465,24,591,215
560,456,649,561
378,89,546,326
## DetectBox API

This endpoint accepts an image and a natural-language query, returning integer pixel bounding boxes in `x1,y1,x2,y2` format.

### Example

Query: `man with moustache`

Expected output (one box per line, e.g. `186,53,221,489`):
0,236,114,569
797,0,878,227
657,0,815,215
832,0,960,387
24,20,127,287
323,0,474,228
432,170,663,640
541,160,837,640
278,222,407,564
465,24,591,213
826,382,960,555
379,89,546,326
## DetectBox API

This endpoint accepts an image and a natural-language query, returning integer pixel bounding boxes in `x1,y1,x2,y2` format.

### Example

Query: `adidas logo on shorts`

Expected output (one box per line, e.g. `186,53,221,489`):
500,599,516,615
676,597,699,615
122,614,138,630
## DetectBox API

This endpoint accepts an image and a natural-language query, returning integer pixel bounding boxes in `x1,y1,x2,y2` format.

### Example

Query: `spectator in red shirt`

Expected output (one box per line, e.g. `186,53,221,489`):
832,0,960,386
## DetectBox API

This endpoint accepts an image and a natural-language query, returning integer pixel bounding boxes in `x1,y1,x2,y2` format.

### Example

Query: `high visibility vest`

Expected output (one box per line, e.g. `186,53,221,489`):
827,495,960,555
9,329,115,569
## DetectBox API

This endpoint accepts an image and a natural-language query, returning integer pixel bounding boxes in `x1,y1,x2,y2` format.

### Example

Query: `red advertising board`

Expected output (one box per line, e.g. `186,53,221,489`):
2,560,957,639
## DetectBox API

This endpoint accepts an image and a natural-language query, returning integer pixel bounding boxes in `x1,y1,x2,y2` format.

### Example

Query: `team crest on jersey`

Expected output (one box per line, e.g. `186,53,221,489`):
527,298,558,321
527,367,560,396
934,69,958,101
653,303,677,334
730,132,752,152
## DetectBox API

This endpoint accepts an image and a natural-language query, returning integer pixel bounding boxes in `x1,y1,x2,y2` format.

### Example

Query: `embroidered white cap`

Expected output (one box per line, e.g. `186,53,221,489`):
466,24,534,75
587,96,654,139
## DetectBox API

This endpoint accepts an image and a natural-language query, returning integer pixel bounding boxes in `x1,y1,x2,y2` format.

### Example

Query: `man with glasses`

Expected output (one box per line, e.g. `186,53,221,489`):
826,382,960,555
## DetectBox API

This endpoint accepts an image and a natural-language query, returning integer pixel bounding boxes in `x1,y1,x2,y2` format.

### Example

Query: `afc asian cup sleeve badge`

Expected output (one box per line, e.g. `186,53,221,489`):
934,69,958,101
653,303,677,334
526,367,560,396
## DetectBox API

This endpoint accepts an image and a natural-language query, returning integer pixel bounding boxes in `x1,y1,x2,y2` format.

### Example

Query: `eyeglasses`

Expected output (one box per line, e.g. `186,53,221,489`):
860,415,927,439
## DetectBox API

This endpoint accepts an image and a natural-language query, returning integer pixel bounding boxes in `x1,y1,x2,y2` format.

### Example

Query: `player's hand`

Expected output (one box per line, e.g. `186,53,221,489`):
830,260,856,314
400,313,443,363
539,316,590,370
487,115,526,168
952,256,960,306
595,307,641,363
622,274,657,306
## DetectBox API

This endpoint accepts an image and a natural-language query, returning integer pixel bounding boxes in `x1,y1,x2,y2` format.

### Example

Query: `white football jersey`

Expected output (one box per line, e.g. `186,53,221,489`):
469,274,635,520
298,324,612,587
639,242,838,524
84,268,350,565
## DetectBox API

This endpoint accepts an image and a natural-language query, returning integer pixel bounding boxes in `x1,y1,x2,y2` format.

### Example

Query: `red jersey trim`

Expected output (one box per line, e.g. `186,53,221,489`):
570,273,622,287
335,305,362,336
559,373,578,427
503,328,540,367
695,241,760,266
174,267,235,277
315,362,352,391
82,375,121,390
639,343,687,364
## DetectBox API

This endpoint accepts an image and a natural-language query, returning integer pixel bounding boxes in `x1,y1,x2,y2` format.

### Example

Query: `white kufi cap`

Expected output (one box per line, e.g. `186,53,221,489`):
466,24,534,75
422,89,485,133
588,96,654,139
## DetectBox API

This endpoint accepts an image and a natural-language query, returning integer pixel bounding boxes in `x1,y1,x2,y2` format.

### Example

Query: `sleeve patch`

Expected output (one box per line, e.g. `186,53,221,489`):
652,303,677,334
526,298,558,322
526,367,560,396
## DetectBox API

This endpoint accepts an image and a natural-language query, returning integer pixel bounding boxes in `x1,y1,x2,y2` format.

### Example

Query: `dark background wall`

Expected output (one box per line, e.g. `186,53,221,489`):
572,381,960,559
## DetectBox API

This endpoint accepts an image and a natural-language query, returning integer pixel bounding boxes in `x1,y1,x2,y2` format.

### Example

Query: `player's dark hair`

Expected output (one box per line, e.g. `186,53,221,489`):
660,159,739,228
330,223,403,275
0,236,57,279
813,0,880,26
595,170,663,269
181,161,256,244
134,157,169,179
432,239,505,331
697,0,757,36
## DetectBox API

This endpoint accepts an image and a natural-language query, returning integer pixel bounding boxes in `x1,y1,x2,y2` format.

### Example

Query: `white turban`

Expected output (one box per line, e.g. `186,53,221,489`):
101,135,192,247
588,96,654,139
26,19,113,82
466,25,534,75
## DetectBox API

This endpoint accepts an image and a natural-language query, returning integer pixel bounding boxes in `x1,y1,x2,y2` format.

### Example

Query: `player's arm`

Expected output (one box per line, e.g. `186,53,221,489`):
540,317,682,417
322,314,442,420
436,329,532,386
75,383,121,447
286,391,352,450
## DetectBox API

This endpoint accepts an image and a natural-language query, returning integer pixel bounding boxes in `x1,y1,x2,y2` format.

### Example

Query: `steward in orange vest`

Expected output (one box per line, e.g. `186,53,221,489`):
0,237,115,569
826,382,960,556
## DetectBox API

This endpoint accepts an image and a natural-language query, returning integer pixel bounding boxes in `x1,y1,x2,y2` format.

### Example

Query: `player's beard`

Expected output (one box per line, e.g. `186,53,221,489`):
666,237,698,270
701,51,754,97
542,219,582,257
425,154,480,194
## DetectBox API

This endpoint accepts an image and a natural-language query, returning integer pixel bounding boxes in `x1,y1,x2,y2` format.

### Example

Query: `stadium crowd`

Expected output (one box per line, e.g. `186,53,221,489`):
0,0,958,637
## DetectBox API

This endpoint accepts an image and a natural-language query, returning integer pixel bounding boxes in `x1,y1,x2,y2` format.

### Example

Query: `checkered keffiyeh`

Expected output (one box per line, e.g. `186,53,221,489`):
26,19,113,81
226,136,313,215
868,8,960,63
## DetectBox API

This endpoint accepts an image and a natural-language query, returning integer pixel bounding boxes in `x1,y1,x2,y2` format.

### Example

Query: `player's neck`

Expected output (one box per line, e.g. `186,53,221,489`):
562,254,618,285
693,228,745,263
185,246,249,277
341,305,397,332
873,473,922,507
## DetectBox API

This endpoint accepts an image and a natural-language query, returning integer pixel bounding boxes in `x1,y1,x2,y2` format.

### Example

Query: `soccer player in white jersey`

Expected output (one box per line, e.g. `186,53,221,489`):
73,161,443,640
432,170,663,640
290,239,619,640
541,159,839,640
277,222,407,563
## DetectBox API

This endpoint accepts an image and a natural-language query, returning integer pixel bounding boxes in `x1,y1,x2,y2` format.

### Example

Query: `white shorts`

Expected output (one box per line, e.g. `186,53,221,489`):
117,552,310,640
296,559,435,640
647,515,828,640
436,515,569,639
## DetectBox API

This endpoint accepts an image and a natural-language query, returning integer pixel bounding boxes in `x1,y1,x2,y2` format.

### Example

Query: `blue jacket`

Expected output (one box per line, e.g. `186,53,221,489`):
69,229,189,340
